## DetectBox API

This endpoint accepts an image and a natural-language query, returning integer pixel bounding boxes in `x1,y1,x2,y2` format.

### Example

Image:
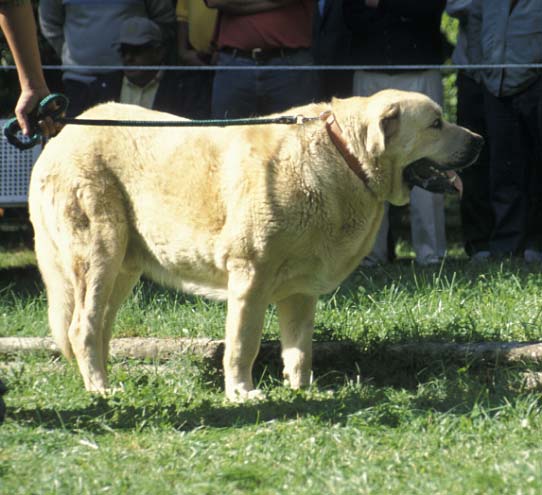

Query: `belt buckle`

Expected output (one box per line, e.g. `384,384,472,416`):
251,47,264,63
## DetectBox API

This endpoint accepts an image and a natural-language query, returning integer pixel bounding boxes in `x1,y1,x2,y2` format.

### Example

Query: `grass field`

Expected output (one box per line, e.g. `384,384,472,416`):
1,210,542,494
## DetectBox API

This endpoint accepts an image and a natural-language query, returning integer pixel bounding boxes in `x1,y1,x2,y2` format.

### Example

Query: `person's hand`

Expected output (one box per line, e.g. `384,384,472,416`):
15,84,61,138
179,49,211,67
365,0,380,7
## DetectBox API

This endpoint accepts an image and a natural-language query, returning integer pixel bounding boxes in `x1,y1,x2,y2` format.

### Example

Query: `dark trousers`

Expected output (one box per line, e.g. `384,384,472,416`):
211,49,319,119
484,77,542,255
456,72,493,256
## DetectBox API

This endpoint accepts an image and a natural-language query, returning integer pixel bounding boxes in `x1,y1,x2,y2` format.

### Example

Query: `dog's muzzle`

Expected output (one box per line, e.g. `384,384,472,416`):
404,134,484,194
403,159,463,194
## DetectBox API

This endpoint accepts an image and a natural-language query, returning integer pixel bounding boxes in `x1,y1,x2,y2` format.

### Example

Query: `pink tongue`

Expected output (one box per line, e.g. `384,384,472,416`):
446,170,463,197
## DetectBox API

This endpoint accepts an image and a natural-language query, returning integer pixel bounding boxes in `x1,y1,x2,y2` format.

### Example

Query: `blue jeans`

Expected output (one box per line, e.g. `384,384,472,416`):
211,49,319,119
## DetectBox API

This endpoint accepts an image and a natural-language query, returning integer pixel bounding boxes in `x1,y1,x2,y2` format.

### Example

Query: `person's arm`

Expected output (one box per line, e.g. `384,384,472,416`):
176,0,209,65
177,21,209,65
206,0,296,15
0,1,56,136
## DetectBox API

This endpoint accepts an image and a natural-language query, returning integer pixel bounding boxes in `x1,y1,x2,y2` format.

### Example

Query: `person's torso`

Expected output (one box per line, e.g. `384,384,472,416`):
216,0,314,50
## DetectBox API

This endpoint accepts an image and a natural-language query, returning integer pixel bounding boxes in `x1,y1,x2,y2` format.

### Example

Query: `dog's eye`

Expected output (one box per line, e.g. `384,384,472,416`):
430,118,442,130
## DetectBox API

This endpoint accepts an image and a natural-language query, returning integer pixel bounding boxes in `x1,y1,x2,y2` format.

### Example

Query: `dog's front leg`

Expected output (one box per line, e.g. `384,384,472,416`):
276,293,317,389
224,261,268,402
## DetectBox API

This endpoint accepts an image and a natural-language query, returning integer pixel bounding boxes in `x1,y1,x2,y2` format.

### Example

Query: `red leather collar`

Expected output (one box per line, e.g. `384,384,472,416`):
320,111,371,188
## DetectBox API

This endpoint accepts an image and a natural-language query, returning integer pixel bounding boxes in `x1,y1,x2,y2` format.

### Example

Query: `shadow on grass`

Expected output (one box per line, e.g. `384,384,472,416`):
0,263,211,308
7,362,535,434
0,266,43,298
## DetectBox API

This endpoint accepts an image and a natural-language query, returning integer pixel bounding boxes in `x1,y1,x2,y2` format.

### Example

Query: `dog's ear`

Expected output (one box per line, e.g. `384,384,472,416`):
366,103,400,158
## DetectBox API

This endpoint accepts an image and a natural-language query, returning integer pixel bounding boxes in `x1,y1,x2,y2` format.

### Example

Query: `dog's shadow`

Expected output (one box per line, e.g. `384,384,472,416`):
7,361,530,433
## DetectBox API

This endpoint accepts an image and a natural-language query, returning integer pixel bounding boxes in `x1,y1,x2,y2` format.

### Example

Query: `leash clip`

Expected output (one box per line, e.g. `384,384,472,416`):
293,113,324,125
3,93,69,150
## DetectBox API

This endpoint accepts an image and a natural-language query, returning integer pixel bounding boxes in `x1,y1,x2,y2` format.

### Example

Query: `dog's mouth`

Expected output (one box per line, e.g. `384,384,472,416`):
403,159,463,194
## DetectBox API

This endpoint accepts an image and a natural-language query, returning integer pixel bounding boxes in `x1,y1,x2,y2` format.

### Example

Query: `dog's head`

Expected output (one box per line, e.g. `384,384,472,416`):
335,90,484,205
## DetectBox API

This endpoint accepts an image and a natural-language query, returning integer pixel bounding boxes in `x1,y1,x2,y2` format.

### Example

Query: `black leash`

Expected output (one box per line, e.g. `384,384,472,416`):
59,115,301,127
3,93,311,151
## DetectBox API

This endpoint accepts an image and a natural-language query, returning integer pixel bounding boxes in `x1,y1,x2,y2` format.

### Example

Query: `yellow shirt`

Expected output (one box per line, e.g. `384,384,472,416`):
176,0,217,54
119,71,163,110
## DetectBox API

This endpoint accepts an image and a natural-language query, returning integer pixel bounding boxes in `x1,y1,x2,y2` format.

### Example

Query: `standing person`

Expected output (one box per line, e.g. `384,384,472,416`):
313,0,353,101
446,0,493,262
205,0,318,119
0,0,61,426
470,0,542,261
343,0,448,266
39,0,176,117
89,17,209,118
175,0,217,117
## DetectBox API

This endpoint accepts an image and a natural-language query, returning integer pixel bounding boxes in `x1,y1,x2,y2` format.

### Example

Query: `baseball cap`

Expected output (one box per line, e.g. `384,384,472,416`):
118,17,163,46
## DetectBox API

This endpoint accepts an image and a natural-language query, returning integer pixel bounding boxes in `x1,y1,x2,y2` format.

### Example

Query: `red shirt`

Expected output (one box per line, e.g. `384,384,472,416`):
214,0,313,50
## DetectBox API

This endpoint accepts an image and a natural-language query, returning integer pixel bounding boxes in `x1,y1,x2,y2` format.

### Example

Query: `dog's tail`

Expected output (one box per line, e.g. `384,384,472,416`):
29,181,75,361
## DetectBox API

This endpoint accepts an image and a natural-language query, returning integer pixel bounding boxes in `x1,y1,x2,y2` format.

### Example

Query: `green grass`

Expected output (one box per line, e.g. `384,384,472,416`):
3,256,542,345
2,247,542,494
1,355,542,494
2,196,542,494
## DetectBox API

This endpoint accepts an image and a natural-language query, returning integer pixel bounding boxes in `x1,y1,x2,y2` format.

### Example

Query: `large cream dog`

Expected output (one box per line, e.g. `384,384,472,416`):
29,89,483,401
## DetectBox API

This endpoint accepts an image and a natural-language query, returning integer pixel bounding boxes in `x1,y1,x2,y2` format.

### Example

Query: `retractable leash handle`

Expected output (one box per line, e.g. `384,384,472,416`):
3,93,69,151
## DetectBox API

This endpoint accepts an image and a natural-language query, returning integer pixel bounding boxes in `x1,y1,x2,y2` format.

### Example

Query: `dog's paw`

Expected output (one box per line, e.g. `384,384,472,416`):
226,387,266,404
86,384,123,397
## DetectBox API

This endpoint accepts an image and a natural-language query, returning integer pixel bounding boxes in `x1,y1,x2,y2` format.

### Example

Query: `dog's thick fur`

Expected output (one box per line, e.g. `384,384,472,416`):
29,90,482,400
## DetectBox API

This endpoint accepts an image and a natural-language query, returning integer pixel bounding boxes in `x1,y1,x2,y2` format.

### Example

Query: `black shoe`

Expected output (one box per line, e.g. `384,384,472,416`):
0,379,7,425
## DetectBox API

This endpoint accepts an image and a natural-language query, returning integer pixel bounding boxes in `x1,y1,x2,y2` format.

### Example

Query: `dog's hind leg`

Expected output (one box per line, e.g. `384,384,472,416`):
57,185,131,393
101,268,142,369
67,244,127,393
276,293,317,389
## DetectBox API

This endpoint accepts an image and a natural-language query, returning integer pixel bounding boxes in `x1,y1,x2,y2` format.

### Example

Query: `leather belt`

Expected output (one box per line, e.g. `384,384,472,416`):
221,46,302,64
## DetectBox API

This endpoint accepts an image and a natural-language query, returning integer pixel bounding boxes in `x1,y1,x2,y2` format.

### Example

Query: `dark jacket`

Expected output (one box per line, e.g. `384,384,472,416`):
313,0,353,99
89,70,211,119
312,0,352,65
342,0,446,67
